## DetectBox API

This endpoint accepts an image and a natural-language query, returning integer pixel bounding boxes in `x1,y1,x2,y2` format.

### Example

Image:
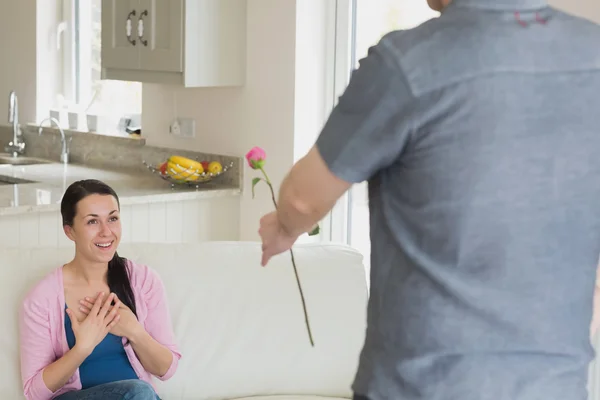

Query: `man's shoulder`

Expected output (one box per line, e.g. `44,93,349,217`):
378,8,600,97
373,14,483,96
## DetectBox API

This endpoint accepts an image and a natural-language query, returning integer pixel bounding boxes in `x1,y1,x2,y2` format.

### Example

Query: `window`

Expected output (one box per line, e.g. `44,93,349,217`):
61,0,141,134
327,0,439,275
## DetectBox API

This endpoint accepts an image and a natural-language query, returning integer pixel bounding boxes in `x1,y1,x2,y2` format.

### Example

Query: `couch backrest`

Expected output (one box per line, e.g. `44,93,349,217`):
1,242,368,399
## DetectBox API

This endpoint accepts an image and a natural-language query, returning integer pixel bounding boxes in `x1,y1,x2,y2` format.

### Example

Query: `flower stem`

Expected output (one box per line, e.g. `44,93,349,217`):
260,167,315,347
260,167,278,209
289,247,315,346
259,167,272,185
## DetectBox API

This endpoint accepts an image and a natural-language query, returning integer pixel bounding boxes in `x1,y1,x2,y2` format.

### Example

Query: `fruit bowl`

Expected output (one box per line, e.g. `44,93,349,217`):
143,157,233,188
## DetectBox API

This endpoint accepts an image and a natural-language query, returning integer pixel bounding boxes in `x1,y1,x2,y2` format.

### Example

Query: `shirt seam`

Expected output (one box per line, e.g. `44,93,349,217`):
378,38,419,150
451,0,548,11
411,67,600,97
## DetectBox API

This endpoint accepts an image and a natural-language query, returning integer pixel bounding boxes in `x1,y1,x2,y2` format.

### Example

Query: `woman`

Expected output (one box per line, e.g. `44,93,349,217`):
19,179,181,400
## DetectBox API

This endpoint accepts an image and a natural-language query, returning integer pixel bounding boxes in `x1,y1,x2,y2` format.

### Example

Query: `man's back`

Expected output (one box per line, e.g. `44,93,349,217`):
316,1,600,399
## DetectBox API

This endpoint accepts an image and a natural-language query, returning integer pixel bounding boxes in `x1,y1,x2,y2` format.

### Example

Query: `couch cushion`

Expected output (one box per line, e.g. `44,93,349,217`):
2,242,367,400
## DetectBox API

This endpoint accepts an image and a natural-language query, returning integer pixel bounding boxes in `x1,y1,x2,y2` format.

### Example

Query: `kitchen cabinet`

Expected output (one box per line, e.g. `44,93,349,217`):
102,0,247,87
0,196,241,247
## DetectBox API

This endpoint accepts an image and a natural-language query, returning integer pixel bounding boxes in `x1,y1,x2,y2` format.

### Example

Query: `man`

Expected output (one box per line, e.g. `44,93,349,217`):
259,0,600,399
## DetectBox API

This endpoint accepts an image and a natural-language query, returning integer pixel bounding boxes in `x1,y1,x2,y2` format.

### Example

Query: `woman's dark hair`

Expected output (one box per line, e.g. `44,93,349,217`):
61,179,136,317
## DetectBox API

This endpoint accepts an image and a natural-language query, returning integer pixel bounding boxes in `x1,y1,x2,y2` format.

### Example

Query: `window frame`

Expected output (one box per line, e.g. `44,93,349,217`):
60,0,76,106
320,0,356,245
61,0,95,110
59,0,142,135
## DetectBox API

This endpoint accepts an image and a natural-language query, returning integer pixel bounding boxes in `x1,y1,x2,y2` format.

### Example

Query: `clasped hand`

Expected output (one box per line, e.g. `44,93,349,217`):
78,292,141,341
66,292,120,355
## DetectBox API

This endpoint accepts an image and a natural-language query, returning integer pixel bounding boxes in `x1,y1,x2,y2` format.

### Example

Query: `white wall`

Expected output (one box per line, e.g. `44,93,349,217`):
293,0,330,162
35,0,63,122
0,0,64,125
0,1,37,123
142,0,332,241
550,0,600,23
143,0,297,242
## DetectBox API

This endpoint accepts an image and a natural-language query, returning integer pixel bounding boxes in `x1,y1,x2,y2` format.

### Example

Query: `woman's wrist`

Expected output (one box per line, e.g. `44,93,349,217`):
71,343,92,360
127,324,147,345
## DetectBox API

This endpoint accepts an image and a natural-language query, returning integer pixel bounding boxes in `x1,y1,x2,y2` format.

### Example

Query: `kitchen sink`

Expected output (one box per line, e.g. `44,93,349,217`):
0,175,36,185
0,154,52,166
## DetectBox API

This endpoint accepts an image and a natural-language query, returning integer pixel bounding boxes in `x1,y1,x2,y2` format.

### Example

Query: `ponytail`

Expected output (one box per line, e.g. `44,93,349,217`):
108,252,137,317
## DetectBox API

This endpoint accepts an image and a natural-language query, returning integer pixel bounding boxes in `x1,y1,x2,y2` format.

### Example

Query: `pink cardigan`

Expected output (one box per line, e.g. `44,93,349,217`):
19,261,182,400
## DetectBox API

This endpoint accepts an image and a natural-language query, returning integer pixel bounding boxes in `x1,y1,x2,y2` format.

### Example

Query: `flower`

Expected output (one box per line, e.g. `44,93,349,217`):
248,146,318,347
245,146,266,170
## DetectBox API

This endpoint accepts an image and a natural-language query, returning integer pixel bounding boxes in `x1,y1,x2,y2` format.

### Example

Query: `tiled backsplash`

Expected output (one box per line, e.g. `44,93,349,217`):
0,196,240,247
0,124,242,188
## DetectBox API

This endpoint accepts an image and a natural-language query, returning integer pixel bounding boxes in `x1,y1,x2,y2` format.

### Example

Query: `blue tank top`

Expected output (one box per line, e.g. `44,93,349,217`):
65,307,138,389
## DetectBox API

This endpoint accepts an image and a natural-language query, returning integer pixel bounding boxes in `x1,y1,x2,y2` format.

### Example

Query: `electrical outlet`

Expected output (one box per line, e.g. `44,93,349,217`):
170,120,181,136
170,118,196,138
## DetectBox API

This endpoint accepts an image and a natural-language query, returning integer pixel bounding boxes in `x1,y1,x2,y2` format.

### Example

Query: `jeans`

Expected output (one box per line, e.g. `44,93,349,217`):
54,380,160,400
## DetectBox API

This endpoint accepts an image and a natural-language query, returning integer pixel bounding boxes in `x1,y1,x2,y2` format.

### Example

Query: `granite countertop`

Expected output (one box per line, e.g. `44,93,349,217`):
0,161,241,216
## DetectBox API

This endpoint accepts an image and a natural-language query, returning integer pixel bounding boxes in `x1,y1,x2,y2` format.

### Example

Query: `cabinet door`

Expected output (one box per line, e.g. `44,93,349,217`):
137,0,184,73
101,0,140,70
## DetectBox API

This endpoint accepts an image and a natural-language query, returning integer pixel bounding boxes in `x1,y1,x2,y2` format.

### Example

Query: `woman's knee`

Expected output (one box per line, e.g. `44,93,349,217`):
120,380,157,399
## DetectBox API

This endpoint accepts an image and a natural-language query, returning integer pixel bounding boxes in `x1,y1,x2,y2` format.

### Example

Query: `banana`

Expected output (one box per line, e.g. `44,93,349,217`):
167,161,201,181
168,156,203,172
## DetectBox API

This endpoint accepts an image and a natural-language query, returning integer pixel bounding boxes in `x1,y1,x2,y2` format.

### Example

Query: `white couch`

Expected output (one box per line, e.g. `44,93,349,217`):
0,242,368,400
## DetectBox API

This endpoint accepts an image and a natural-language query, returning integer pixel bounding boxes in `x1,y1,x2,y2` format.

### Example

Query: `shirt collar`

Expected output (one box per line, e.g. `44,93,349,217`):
452,0,548,10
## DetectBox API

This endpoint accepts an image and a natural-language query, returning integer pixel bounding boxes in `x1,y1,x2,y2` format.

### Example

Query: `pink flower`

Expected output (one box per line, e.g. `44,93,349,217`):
245,145,316,346
245,146,266,170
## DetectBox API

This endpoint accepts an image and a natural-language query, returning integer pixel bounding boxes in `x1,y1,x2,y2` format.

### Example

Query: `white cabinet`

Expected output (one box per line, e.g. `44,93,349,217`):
0,196,241,247
101,0,247,87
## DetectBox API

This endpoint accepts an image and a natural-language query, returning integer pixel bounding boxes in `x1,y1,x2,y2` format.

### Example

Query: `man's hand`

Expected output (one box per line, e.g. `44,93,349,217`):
259,211,299,266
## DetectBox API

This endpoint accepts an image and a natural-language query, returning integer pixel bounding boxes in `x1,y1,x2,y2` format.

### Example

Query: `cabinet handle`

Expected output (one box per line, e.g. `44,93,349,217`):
126,10,136,45
138,10,148,46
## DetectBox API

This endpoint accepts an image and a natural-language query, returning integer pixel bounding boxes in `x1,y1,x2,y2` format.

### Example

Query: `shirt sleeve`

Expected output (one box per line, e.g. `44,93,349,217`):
140,265,182,381
19,296,57,400
316,36,417,183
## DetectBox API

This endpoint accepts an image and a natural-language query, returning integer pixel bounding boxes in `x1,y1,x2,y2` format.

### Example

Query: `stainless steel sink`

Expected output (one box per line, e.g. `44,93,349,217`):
0,175,36,185
0,154,52,166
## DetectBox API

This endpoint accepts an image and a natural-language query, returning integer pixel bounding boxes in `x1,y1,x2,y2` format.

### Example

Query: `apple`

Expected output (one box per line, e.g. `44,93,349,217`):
159,162,168,175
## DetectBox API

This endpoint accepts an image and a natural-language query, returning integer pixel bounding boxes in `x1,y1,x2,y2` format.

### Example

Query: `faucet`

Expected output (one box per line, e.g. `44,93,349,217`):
5,91,25,157
38,117,71,164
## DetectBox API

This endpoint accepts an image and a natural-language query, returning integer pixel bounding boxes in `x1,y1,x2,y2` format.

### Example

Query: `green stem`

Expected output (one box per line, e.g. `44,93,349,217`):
260,167,278,209
259,166,272,185
288,247,315,346
260,167,314,347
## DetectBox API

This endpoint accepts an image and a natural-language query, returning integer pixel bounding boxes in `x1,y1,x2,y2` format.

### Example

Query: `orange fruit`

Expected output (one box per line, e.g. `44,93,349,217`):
208,161,223,174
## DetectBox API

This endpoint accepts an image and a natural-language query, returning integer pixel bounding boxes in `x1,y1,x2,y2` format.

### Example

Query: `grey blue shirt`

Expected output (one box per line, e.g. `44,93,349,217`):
316,0,600,399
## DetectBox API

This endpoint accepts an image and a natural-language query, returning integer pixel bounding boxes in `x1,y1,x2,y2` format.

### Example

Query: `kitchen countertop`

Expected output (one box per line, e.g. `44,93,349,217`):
0,161,241,216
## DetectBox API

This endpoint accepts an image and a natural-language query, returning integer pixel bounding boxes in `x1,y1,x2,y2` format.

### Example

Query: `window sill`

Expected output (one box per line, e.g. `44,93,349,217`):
26,123,146,145
41,109,142,142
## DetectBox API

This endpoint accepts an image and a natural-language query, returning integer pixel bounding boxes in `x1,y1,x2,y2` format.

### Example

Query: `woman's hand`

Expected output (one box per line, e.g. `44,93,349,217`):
66,292,120,356
79,293,143,341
